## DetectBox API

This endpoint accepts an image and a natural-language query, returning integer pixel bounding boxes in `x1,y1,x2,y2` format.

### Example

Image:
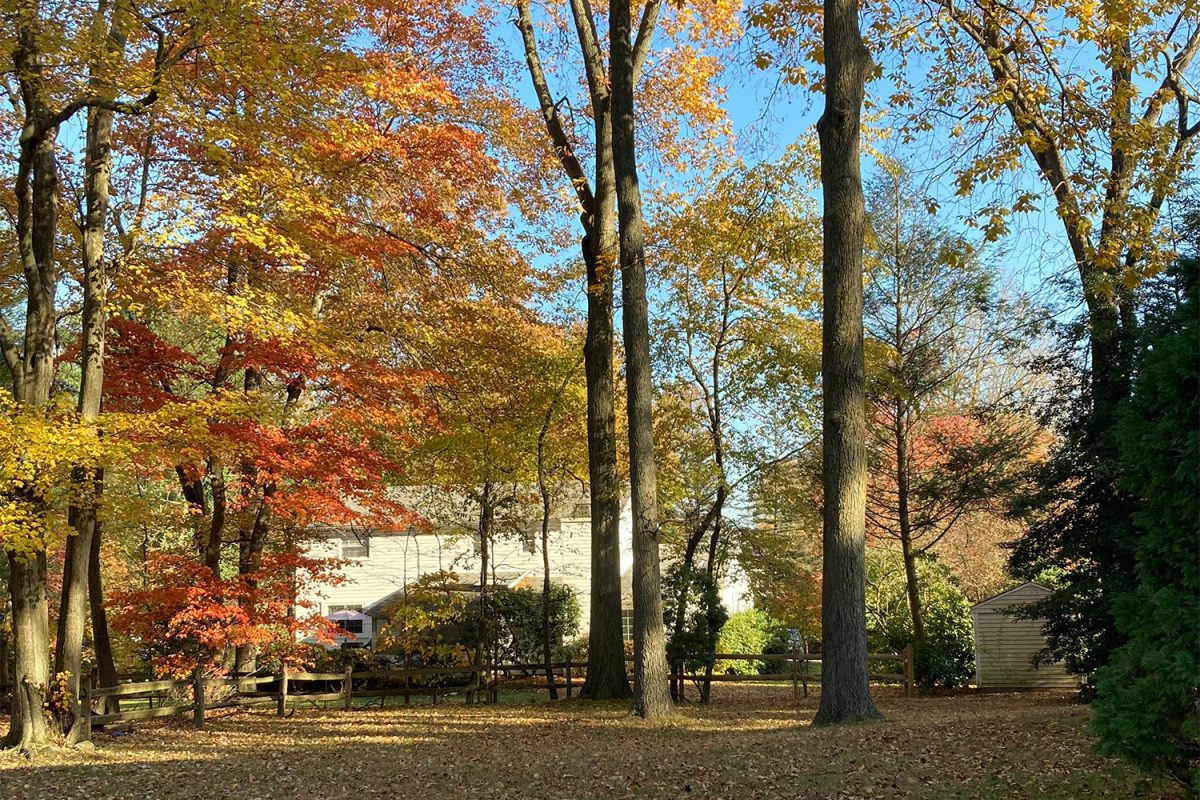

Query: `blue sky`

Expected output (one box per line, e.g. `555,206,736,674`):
490,8,1087,328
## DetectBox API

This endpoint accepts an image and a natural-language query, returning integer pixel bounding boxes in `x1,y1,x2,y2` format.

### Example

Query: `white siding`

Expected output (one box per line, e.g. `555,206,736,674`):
970,583,1078,690
301,512,630,641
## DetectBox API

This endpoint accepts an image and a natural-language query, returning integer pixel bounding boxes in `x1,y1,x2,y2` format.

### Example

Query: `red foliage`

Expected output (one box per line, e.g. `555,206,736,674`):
109,551,350,677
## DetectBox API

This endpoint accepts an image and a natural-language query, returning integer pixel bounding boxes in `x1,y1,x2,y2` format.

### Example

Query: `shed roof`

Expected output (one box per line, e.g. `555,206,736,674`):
970,581,1051,612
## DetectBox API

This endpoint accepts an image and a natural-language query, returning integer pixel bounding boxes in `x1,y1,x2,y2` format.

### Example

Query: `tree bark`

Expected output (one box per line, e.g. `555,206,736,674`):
579,205,630,700
609,0,671,719
812,0,881,726
87,516,119,714
2,553,52,750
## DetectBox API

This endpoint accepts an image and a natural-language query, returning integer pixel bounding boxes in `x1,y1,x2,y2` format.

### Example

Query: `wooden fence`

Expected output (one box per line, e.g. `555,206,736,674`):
77,645,914,743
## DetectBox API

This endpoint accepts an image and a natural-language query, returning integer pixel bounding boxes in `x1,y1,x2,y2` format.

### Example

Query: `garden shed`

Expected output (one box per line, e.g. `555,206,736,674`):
970,582,1078,690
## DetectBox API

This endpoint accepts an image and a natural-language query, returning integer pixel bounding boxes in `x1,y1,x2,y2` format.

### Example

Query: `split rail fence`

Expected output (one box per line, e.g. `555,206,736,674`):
76,644,914,743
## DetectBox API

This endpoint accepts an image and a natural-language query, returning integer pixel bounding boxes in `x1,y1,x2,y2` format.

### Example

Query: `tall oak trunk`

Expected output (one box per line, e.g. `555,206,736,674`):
812,0,881,726
609,0,671,719
56,4,128,732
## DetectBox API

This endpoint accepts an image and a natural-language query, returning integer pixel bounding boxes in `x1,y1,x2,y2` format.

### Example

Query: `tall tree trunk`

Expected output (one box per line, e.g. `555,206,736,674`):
540,481,558,700
812,0,881,726
87,516,118,714
609,0,671,719
894,412,925,645
3,553,51,750
515,0,629,701
580,201,630,700
56,4,128,733
3,53,62,748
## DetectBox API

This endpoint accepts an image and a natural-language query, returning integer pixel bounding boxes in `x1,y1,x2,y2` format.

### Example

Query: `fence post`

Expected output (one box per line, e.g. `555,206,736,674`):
343,664,354,711
80,667,95,743
790,643,799,701
903,643,915,698
565,659,573,700
193,667,206,728
801,637,810,699
277,664,289,717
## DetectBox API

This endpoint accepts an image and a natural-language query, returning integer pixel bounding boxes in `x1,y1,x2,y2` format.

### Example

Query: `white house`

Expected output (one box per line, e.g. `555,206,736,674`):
300,486,752,648
970,582,1079,690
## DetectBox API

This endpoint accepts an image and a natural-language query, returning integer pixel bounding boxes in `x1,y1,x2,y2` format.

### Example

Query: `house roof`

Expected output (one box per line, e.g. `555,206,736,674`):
970,581,1052,611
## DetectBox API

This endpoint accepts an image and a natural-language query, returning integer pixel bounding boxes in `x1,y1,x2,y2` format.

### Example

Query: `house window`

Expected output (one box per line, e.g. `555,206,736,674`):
340,533,370,559
621,609,634,642
328,604,363,613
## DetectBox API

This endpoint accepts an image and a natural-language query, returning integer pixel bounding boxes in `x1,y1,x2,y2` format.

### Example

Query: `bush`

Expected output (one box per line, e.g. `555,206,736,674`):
865,547,974,689
761,626,809,674
489,583,581,664
663,565,728,674
716,609,777,675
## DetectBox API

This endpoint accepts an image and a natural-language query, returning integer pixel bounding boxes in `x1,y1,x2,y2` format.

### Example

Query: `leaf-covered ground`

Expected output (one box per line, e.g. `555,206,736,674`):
0,685,1178,799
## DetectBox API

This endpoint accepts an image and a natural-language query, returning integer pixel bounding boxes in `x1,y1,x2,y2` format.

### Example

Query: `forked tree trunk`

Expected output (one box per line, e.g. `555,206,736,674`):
812,0,881,726
580,198,630,700
609,0,671,719
3,85,63,752
516,0,630,702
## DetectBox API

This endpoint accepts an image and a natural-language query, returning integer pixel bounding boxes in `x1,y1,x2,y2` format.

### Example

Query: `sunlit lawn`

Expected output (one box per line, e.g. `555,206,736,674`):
0,685,1177,799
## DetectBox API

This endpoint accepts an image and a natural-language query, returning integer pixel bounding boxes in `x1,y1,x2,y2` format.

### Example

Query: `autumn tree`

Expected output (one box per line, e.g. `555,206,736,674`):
652,156,822,697
0,0,204,749
862,168,1036,658
888,0,1196,682
514,0,633,700
514,0,737,703
606,0,671,719
92,0,533,683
